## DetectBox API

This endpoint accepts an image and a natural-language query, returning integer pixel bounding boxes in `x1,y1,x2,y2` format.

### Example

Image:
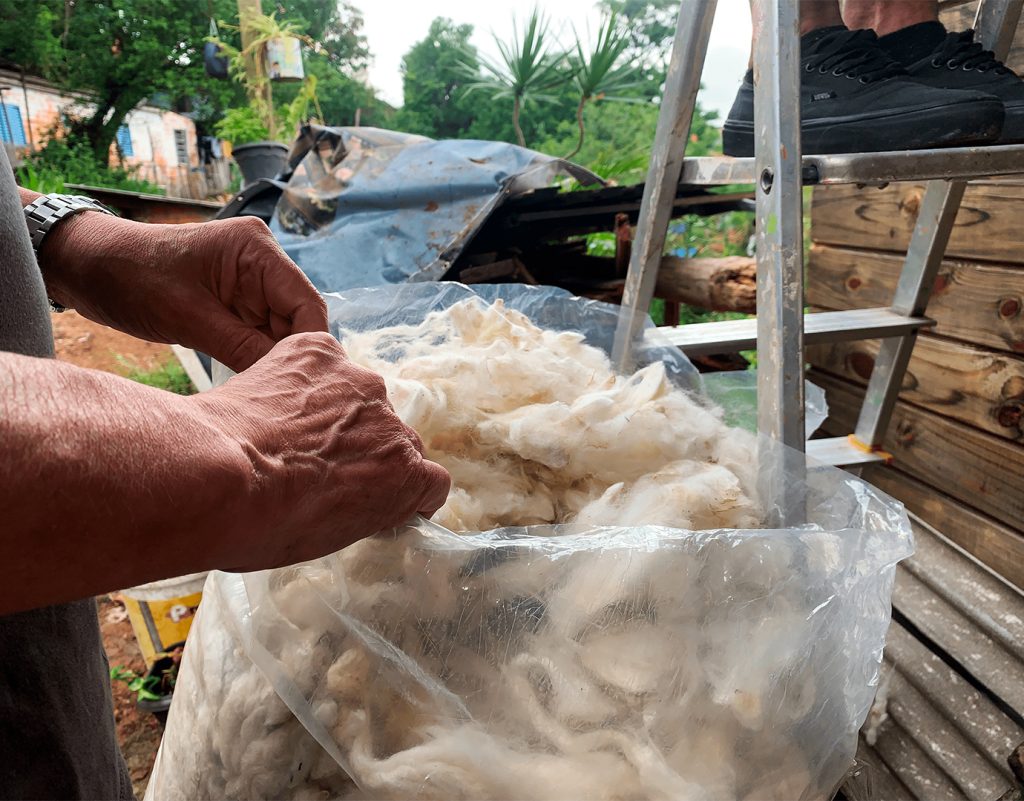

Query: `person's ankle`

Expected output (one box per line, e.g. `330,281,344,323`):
800,15,844,36
876,20,947,64
845,9,939,37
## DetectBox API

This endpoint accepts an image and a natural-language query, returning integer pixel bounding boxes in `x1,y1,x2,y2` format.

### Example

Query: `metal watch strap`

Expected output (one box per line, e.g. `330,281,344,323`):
23,193,116,312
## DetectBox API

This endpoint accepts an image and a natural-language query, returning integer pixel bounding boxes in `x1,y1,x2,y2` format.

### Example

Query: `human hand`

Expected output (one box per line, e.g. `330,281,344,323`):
40,213,325,371
190,332,451,569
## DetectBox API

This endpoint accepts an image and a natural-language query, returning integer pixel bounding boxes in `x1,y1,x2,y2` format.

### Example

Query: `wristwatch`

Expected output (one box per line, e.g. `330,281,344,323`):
23,193,117,312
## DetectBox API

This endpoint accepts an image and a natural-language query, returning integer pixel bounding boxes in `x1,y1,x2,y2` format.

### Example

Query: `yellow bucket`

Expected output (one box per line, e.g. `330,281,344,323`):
121,573,206,667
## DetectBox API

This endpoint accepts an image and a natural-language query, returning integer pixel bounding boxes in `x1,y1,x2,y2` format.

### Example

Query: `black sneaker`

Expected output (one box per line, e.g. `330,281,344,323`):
722,25,1004,156
880,22,1024,143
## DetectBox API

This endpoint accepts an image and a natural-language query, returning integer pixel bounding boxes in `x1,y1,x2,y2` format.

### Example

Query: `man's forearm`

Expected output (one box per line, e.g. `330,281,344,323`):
0,351,252,614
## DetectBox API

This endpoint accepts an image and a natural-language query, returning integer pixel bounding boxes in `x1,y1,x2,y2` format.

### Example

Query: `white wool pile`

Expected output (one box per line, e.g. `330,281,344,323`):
147,299,868,801
340,298,761,532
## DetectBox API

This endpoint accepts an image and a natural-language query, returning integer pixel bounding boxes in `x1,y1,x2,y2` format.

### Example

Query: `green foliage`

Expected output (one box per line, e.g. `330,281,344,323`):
565,11,643,158
464,8,568,147
299,54,393,128
0,0,372,161
535,96,719,185
0,0,219,164
214,107,270,145
599,0,679,93
121,357,196,395
395,18,479,139
17,129,163,195
110,665,164,702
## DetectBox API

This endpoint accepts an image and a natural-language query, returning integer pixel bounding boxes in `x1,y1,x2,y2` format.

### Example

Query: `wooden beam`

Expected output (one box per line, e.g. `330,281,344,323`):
807,244,1024,354
862,465,1024,590
810,182,1024,265
812,369,1024,532
807,334,1024,441
655,255,755,313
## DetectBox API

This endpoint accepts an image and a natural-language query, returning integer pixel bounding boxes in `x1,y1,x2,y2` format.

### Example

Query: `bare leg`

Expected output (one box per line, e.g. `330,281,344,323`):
841,0,939,36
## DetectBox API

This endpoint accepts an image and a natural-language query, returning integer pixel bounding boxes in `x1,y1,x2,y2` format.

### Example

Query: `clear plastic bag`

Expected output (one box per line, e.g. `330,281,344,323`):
148,284,912,801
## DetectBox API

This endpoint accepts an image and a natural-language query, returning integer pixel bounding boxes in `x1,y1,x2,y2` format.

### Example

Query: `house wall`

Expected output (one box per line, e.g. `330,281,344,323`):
0,69,218,199
807,1,1024,589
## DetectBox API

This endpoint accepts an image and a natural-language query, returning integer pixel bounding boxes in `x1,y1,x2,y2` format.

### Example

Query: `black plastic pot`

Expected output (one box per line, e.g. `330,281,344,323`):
136,641,184,728
232,141,289,187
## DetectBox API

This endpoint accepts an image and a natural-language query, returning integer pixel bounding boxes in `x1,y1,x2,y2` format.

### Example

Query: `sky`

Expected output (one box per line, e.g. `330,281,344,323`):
360,0,752,120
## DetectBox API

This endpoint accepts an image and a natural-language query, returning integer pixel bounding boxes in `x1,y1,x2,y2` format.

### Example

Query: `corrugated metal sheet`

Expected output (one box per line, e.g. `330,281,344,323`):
845,515,1024,800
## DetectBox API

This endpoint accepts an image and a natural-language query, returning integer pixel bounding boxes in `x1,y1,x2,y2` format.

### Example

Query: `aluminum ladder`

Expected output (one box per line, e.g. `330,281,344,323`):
613,0,1024,492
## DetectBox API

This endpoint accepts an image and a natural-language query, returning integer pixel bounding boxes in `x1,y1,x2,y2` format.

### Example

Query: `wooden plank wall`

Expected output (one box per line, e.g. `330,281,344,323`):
808,0,1024,590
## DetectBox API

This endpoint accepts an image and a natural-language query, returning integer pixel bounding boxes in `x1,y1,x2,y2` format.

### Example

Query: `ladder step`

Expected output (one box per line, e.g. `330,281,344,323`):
680,143,1024,187
807,436,889,467
651,308,934,355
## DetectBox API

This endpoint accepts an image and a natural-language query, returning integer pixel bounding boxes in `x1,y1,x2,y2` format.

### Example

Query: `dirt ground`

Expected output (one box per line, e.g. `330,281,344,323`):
99,596,164,799
51,309,173,374
53,310,172,798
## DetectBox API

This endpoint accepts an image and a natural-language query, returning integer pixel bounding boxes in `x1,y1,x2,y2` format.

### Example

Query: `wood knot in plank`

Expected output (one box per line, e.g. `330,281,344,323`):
999,297,1022,319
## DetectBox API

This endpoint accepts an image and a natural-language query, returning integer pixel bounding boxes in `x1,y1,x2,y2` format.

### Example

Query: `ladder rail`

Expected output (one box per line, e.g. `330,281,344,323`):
854,0,1024,450
611,0,717,368
753,0,805,459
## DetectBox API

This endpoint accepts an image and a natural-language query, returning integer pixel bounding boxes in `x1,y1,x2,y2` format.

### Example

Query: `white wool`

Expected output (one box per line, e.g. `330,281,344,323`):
147,299,857,801
341,299,760,532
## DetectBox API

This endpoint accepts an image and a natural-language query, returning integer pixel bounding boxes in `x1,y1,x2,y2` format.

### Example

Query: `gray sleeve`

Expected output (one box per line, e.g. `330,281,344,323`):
0,145,53,359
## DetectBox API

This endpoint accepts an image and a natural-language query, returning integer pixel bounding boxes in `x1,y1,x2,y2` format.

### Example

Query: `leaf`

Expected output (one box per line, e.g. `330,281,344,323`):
570,11,645,101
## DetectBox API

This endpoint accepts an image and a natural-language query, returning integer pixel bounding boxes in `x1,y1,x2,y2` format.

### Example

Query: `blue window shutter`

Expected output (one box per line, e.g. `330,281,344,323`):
0,104,26,146
116,124,134,157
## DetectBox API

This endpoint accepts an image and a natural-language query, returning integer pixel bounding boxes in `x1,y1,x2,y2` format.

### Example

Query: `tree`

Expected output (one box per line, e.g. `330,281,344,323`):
0,0,371,164
600,0,679,93
464,8,567,147
0,0,216,164
395,18,478,140
536,95,720,182
282,54,393,128
564,11,642,158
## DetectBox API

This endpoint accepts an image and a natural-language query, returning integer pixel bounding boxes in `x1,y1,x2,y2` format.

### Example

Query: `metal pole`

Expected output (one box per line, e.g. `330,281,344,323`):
754,0,805,522
611,0,717,368
853,0,1023,449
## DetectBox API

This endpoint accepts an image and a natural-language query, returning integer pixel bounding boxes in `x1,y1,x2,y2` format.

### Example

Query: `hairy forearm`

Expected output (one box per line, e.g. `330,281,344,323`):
0,351,253,614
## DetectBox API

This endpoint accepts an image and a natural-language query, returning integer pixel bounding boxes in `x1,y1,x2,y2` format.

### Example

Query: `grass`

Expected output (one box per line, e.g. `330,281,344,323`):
120,357,197,395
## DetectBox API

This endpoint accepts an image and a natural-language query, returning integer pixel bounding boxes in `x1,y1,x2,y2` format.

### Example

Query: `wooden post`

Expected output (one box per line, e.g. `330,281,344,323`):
614,213,632,278
237,0,275,139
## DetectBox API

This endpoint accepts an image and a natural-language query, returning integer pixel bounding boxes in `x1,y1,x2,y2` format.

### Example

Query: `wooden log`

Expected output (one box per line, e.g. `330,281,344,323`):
811,369,1024,531
807,244,1024,354
806,334,1024,441
589,255,757,313
863,465,1024,590
655,255,756,313
810,182,1024,265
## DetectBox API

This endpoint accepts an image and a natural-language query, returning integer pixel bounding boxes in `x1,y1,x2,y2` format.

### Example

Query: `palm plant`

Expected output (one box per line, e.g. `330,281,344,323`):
565,12,643,159
464,8,567,148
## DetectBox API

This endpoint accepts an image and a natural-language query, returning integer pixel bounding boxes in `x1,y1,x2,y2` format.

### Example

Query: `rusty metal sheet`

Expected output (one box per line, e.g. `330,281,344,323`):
267,126,598,292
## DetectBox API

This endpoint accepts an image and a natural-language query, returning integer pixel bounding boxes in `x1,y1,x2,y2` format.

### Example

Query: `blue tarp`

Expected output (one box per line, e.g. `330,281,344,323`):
269,127,598,292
